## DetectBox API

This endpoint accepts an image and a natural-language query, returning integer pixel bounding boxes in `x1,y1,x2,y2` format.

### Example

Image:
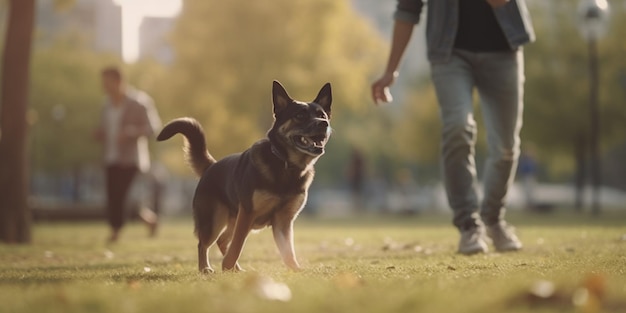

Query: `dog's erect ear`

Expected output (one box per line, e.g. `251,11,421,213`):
272,80,293,115
313,83,332,117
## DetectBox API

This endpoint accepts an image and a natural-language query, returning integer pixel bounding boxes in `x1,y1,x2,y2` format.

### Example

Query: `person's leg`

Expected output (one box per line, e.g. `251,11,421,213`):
430,50,481,231
105,165,123,242
106,165,138,242
475,50,524,225
475,50,524,251
141,176,160,237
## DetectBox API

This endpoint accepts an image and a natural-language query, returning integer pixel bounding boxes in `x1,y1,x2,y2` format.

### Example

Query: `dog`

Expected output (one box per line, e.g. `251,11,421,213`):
157,81,332,273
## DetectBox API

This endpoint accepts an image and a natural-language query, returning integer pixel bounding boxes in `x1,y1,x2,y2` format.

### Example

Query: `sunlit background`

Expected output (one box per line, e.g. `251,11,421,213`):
1,0,626,219
113,0,182,63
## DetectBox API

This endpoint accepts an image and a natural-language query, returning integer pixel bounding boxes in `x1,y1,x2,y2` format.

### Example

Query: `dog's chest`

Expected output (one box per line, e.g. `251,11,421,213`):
251,190,306,228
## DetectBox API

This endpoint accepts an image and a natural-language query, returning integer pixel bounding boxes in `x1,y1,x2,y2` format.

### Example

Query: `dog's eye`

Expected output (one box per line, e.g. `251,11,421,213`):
316,111,327,119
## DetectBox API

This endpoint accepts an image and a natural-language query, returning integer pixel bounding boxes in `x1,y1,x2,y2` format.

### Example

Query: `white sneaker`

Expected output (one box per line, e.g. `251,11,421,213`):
458,227,489,255
487,221,523,252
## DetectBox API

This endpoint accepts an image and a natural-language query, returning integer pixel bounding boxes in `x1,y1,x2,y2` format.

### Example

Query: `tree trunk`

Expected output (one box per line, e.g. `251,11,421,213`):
0,0,36,243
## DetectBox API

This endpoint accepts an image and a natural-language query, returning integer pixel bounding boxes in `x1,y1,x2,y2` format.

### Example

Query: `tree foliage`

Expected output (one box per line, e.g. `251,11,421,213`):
523,2,626,180
157,0,387,179
29,37,119,173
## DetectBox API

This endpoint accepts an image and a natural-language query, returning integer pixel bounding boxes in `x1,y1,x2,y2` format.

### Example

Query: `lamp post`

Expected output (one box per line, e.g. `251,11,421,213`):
577,0,610,216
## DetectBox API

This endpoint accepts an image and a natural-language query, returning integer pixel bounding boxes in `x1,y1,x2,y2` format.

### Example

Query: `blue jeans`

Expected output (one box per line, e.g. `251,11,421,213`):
430,49,524,230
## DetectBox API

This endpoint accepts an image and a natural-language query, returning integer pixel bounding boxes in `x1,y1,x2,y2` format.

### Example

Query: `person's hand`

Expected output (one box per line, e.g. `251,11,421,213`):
371,71,397,105
486,0,510,8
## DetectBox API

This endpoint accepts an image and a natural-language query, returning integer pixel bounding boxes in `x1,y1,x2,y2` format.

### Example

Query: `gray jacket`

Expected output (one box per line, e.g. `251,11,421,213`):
395,0,535,63
96,89,161,172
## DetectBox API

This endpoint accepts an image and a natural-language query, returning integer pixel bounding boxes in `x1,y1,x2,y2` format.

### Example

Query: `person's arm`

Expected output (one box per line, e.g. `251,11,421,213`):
371,20,414,105
126,92,162,138
371,0,423,105
142,94,162,136
119,100,156,143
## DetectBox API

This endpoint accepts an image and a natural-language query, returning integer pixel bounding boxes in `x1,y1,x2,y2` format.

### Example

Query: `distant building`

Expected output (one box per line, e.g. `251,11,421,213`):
34,0,122,56
94,0,123,55
138,16,175,64
33,0,176,64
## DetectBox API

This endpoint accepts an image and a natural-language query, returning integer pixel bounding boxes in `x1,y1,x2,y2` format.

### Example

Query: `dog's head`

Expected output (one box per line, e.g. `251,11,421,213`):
268,81,332,167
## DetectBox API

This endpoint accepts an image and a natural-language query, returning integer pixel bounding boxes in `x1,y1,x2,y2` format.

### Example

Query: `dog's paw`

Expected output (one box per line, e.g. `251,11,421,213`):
285,261,302,272
200,267,215,275
222,266,245,273
289,266,304,273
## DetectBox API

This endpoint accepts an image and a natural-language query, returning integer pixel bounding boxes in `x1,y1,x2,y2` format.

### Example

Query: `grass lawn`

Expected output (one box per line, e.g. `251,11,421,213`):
1,210,625,313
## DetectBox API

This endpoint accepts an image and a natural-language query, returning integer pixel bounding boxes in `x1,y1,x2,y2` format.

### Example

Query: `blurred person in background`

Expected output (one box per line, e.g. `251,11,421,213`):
371,0,534,254
94,66,162,243
346,147,366,213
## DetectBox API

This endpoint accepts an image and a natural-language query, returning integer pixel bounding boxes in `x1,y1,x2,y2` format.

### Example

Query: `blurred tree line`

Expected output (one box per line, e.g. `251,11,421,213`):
4,0,626,200
155,0,389,184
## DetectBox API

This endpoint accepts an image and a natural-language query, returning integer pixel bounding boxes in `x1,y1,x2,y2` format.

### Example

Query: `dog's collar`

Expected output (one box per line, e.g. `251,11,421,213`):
270,144,296,170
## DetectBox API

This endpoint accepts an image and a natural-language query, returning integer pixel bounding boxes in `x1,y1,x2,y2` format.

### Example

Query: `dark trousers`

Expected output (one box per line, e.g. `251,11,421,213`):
105,164,138,231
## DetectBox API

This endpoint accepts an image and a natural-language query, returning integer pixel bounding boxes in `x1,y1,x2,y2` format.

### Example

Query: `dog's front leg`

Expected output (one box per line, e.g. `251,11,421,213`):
222,208,253,271
217,221,243,271
272,217,301,271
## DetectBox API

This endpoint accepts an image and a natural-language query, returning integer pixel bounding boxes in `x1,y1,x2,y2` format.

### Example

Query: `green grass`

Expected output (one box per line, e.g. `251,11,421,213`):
1,210,626,313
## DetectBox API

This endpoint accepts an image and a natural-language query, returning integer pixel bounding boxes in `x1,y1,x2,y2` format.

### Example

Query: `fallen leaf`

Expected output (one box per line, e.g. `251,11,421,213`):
103,250,115,259
245,274,292,302
333,272,364,289
583,273,606,300
529,280,555,299
344,237,355,246
127,279,141,290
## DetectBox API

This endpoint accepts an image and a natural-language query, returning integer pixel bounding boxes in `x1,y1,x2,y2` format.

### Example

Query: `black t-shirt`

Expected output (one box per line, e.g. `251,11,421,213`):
454,0,512,52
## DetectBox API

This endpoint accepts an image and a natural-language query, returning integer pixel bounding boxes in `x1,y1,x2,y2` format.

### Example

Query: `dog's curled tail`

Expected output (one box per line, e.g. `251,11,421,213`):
157,117,216,176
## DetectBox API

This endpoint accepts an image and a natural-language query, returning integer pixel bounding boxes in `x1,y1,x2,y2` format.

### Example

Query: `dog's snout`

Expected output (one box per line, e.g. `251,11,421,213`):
317,120,329,128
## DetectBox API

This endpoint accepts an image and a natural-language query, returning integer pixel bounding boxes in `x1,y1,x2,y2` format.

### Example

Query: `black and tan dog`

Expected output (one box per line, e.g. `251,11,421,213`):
157,81,331,273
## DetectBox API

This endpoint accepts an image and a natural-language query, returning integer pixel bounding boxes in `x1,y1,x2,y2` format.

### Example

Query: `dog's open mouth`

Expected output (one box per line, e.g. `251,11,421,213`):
293,134,328,155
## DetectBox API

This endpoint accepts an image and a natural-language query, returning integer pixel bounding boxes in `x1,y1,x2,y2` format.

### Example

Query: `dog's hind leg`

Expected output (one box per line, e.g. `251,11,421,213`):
197,240,213,274
196,203,228,274
217,218,243,271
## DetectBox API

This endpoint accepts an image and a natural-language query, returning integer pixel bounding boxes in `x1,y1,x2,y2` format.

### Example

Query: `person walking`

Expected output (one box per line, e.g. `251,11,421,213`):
372,0,535,254
94,66,162,243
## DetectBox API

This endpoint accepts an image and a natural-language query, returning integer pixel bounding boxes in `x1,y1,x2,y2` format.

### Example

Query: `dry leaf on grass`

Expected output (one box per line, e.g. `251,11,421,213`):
505,273,626,312
333,272,365,289
245,274,292,302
